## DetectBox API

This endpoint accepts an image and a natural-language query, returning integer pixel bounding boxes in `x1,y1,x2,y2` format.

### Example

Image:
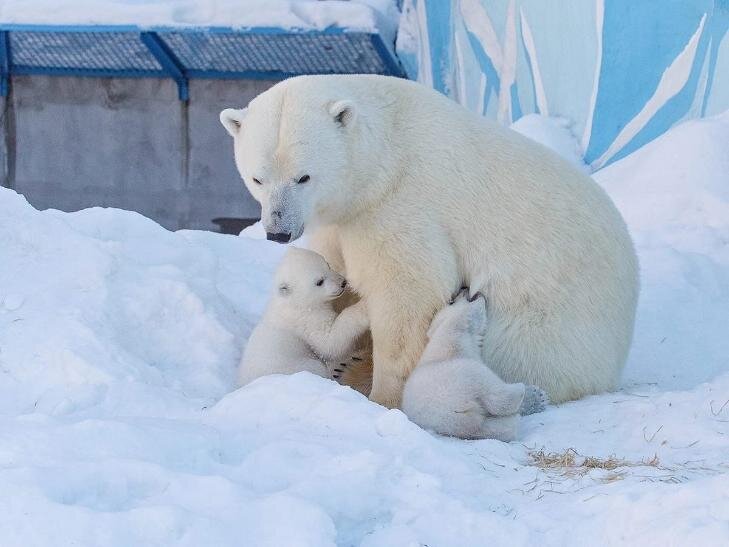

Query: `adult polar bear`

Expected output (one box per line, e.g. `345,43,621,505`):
220,75,639,408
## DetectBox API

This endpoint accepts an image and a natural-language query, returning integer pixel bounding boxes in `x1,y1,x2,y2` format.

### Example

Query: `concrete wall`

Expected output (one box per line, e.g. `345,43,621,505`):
0,75,277,231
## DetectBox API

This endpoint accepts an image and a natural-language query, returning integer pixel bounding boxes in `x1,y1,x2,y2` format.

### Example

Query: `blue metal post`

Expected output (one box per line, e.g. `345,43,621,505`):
140,31,189,101
369,34,406,78
0,30,10,97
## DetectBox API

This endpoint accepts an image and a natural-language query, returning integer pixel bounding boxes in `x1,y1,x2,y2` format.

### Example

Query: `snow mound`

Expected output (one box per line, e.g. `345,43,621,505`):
0,1,400,41
596,111,729,260
0,191,286,417
595,111,729,389
0,112,728,545
511,114,588,171
239,220,266,239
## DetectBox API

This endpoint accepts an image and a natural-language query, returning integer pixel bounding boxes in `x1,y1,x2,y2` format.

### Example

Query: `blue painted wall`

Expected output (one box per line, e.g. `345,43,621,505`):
397,0,729,168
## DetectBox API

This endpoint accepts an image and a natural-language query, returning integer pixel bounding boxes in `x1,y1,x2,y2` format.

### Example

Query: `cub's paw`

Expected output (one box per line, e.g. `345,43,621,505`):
520,385,549,415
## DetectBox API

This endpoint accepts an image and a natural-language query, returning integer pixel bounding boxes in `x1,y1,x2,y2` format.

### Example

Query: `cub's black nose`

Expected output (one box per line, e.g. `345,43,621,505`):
266,232,291,243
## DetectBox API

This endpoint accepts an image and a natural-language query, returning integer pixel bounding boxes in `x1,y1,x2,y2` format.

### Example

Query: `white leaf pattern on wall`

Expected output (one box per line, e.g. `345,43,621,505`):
460,0,517,124
459,0,503,70
398,1,728,166
416,0,433,88
592,13,707,169
499,0,518,124
519,7,548,116
581,0,604,153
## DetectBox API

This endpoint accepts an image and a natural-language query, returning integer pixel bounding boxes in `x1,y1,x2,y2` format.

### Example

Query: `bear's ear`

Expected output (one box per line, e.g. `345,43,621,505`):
328,100,356,128
220,108,248,137
278,283,291,296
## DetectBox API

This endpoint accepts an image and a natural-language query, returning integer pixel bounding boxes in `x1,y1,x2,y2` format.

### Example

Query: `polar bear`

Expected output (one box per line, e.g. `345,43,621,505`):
238,247,368,386
402,290,548,441
220,74,639,408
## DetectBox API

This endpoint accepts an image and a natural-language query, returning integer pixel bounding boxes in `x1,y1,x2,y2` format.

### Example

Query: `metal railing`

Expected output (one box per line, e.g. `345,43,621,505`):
0,24,405,100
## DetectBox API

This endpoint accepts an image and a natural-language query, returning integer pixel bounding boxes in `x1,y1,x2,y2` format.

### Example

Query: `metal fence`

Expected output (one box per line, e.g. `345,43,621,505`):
0,25,405,100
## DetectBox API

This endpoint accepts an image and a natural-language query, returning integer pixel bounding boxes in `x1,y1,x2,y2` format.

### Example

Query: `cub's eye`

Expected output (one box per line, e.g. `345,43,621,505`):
315,279,324,286
252,178,262,185
297,175,310,184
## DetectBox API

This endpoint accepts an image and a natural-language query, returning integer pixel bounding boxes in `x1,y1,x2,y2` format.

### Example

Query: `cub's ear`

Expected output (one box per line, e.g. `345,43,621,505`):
220,108,248,137
278,283,291,296
328,100,356,128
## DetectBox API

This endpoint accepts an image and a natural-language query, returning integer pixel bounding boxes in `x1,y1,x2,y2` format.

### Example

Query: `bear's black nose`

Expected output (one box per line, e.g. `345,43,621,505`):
266,232,291,243
341,280,347,288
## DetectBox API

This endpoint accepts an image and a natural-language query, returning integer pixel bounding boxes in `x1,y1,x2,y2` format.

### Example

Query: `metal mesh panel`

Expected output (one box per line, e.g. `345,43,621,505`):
2,27,402,82
163,31,387,75
11,31,163,73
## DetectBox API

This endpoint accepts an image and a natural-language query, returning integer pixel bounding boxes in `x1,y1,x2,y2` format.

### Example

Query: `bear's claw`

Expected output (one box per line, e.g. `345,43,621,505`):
449,286,486,305
467,291,484,303
449,286,470,304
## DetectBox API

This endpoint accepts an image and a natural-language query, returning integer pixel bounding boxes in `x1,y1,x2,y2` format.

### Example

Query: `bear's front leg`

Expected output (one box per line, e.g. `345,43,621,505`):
307,301,370,362
368,289,444,409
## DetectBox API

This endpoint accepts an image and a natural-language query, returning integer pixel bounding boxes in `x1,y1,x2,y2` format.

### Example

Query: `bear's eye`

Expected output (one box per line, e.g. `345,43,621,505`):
297,175,310,184
315,278,324,286
252,177,262,185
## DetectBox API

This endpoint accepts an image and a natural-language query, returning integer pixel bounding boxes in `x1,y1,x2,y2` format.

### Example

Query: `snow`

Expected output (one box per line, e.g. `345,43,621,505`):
0,1,400,42
1,112,729,545
511,114,588,171
594,111,729,390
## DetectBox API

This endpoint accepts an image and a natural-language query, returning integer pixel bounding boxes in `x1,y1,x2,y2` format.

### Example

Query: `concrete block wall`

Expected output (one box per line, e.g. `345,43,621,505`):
0,75,275,231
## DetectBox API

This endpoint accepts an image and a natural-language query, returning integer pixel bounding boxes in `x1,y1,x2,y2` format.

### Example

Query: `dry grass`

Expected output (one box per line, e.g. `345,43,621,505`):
528,448,660,481
516,448,726,499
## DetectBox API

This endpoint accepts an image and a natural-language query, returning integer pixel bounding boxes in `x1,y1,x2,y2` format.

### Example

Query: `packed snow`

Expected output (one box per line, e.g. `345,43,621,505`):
0,0,399,41
1,112,728,546
511,114,588,172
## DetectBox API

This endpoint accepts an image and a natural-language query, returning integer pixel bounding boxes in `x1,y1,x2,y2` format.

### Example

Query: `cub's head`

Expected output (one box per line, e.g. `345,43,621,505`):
274,247,347,308
220,78,359,244
426,290,487,359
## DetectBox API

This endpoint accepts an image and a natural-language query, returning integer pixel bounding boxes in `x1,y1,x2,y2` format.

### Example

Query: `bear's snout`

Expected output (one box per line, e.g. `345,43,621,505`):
341,279,347,289
266,232,292,243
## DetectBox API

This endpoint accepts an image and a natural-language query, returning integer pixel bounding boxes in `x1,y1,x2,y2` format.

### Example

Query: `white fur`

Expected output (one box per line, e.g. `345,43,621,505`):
222,75,639,407
402,292,536,441
238,247,368,386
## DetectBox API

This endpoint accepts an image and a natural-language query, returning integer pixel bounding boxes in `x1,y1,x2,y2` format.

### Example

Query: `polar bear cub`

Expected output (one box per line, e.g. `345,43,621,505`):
402,291,548,441
239,247,369,386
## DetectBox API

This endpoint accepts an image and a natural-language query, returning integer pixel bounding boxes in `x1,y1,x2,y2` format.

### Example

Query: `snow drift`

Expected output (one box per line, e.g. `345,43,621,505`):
0,1,400,39
0,113,728,545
